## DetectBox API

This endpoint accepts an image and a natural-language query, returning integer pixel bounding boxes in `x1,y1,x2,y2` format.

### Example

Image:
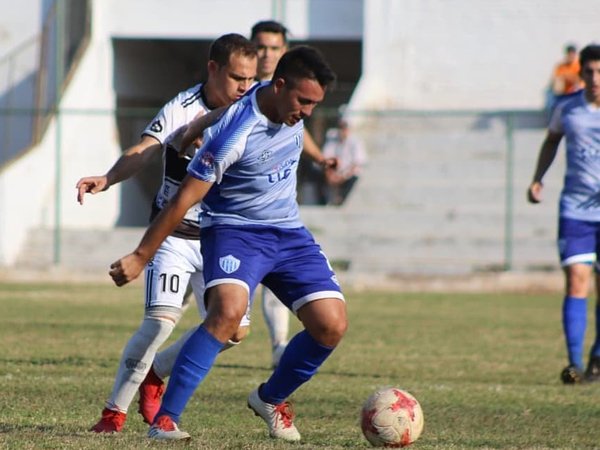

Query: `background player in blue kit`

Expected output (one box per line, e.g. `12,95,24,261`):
109,46,346,442
528,44,600,384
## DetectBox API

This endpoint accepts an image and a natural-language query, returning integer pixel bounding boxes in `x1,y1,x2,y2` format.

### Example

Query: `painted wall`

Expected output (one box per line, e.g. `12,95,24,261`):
0,0,120,265
101,0,363,40
351,0,600,111
0,0,364,265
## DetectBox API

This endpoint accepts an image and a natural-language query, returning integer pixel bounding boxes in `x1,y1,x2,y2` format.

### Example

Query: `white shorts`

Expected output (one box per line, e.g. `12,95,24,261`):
144,236,251,327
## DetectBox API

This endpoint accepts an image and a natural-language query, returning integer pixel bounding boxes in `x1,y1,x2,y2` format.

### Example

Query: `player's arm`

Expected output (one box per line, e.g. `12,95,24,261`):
303,129,338,170
527,131,563,204
179,106,228,156
76,135,162,204
109,175,213,286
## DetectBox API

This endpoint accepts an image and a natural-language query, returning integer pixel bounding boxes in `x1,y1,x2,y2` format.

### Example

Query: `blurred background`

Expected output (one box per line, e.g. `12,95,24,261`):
1,0,598,284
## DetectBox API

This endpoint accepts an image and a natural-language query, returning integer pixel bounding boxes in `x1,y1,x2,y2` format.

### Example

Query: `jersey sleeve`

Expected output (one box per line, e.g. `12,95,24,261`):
186,103,252,184
142,94,189,145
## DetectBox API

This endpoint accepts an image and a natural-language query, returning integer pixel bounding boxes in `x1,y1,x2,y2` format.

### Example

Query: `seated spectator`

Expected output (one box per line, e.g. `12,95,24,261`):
323,118,367,206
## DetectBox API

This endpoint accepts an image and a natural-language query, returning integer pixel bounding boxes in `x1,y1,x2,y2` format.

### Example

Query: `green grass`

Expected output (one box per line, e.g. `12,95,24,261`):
1,282,600,449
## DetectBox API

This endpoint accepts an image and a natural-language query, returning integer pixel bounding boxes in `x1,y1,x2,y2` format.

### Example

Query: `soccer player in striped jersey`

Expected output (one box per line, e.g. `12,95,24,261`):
145,23,337,396
76,34,257,432
251,20,293,368
251,20,338,367
109,46,346,442
528,44,600,384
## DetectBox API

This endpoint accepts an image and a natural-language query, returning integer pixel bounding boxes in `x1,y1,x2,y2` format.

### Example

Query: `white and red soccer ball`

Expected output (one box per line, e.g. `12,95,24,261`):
360,387,424,447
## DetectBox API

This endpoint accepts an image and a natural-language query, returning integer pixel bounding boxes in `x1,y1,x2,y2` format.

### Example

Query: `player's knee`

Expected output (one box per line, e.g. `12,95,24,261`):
212,305,246,327
204,304,248,341
231,325,250,343
310,314,347,347
327,317,348,343
139,306,180,343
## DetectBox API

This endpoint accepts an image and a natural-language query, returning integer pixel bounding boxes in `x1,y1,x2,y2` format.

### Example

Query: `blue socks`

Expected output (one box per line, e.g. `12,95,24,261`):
562,296,587,369
156,324,223,424
259,330,334,405
590,306,600,358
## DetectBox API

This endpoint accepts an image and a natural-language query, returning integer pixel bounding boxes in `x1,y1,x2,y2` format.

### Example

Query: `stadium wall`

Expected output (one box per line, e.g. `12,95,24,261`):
0,0,121,265
0,0,590,271
0,0,363,266
351,0,600,111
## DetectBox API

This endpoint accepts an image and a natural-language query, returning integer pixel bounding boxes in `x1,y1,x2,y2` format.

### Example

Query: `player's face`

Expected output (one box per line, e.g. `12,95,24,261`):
211,54,257,106
581,60,600,103
253,32,287,81
274,77,325,126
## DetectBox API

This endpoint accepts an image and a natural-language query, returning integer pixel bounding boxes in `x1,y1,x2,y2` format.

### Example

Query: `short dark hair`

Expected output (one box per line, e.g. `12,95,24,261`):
566,44,577,53
250,20,288,44
272,46,336,89
208,33,257,67
580,44,600,67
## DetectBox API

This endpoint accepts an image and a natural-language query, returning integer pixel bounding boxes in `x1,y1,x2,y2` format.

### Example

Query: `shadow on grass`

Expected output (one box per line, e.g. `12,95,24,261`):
214,362,385,379
0,422,56,433
0,356,114,367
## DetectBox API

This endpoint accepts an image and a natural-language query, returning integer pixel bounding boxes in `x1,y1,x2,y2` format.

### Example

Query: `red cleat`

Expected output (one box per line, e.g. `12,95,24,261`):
89,407,126,433
138,365,165,424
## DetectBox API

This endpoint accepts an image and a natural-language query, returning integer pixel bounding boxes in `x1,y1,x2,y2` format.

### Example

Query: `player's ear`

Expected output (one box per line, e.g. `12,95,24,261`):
207,60,219,75
273,78,286,94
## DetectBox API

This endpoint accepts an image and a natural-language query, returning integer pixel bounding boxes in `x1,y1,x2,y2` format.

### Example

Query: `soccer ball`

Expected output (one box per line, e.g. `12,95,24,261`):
360,387,424,447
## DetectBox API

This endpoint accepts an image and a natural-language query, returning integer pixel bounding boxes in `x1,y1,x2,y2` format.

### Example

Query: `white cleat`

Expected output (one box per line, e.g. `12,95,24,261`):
271,343,287,369
247,387,301,441
147,415,191,441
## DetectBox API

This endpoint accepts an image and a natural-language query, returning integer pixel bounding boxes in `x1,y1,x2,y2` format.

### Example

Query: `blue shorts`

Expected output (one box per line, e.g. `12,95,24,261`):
200,225,344,313
557,217,600,268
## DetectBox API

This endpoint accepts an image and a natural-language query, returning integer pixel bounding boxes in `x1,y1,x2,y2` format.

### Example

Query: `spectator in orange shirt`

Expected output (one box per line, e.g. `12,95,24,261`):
552,44,583,96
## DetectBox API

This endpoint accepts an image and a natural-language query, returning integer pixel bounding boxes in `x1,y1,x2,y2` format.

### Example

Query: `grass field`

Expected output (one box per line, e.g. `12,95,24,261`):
1,282,600,450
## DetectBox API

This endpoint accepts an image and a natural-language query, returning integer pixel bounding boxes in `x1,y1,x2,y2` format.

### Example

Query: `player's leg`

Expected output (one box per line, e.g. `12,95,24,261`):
140,323,250,425
148,225,267,440
90,237,193,432
180,283,194,314
148,284,249,440
261,286,289,368
153,262,251,377
558,217,595,383
585,270,600,382
140,265,252,423
584,226,600,382
248,227,346,441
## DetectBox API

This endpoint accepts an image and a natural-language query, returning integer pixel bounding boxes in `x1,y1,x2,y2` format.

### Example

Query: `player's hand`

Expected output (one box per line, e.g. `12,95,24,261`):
527,181,543,204
109,252,146,286
76,176,109,205
321,157,339,170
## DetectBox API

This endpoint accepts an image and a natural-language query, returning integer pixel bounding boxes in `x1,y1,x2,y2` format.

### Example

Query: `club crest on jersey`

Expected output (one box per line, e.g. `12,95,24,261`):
201,151,215,168
150,120,163,133
257,150,273,164
219,254,240,274
294,131,303,149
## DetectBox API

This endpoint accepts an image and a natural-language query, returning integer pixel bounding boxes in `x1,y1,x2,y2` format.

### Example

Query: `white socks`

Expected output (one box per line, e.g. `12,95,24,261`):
107,307,179,413
261,287,289,349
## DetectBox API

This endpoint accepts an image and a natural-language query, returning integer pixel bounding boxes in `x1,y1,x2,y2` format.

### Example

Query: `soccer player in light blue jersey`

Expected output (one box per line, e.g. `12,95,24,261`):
109,46,346,441
77,34,258,433
528,44,600,384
